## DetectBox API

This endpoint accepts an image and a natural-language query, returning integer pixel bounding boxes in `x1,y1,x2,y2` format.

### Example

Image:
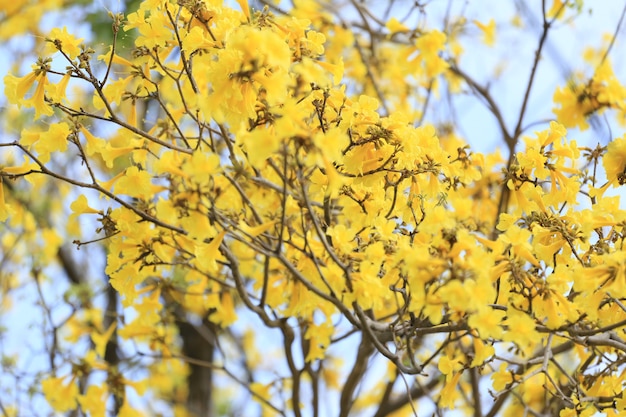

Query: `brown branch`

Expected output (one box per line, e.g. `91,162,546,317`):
470,366,482,417
373,376,441,417
447,64,513,150
4,143,186,234
512,4,553,141
338,333,375,417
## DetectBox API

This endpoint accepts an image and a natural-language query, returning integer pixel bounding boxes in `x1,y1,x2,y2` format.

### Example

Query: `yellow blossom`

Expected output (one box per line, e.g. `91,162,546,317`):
468,308,505,339
474,19,496,47
42,376,79,412
547,0,567,19
0,180,11,222
492,363,515,391
414,30,449,78
603,134,626,186
25,73,54,119
115,166,165,199
36,122,70,160
78,385,108,417
45,26,84,59
209,291,238,327
386,17,410,35
70,194,101,216
439,371,462,409
91,322,117,358
47,71,71,103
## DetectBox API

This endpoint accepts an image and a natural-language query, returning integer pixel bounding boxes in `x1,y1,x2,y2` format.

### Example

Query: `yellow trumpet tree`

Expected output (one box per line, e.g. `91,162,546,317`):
1,0,626,416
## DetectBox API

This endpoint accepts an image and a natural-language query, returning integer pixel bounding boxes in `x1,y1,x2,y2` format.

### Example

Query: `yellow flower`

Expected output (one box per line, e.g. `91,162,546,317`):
3,71,39,106
99,143,136,169
45,26,84,59
468,308,505,339
25,73,54,120
0,179,12,222
40,228,62,262
135,13,172,49
414,30,449,78
304,322,334,362
471,337,495,367
316,57,344,85
500,225,540,267
547,0,567,19
115,166,164,199
603,135,626,186
97,45,135,67
517,147,549,180
37,122,70,157
209,291,238,327
303,30,326,57
42,376,79,412
491,363,515,391
181,26,215,53
474,19,496,47
94,76,132,109
0,155,38,176
416,30,447,55
118,401,144,417
438,371,462,409
235,0,250,21
91,322,117,358
3,73,31,105
239,126,283,167
502,312,540,356
552,81,600,130
438,355,463,375
194,230,227,274
240,220,278,238
78,385,108,417
47,71,71,104
250,381,272,404
386,17,410,35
